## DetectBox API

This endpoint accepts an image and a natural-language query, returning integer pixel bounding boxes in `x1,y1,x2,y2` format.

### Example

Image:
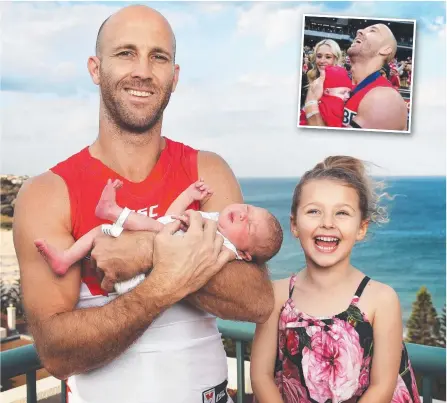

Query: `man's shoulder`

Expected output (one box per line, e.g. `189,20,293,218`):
357,86,407,130
50,147,90,174
163,138,227,167
362,85,404,104
197,150,229,169
16,171,70,210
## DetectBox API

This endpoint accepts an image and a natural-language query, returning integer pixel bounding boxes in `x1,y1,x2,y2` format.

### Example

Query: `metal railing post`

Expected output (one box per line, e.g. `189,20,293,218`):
61,380,67,403
25,370,37,403
422,376,433,403
235,340,246,403
1,324,446,402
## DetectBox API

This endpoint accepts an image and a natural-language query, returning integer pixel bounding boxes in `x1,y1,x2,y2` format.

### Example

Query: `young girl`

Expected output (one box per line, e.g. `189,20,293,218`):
251,156,420,403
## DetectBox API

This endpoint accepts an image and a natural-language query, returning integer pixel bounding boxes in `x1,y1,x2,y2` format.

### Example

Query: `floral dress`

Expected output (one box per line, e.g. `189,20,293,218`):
273,275,420,403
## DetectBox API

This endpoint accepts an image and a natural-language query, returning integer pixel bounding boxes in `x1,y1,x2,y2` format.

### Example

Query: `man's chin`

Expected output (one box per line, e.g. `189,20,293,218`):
118,117,160,134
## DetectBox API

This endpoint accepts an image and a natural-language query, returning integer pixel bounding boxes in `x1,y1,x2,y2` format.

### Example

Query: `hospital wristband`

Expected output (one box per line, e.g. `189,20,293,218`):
306,110,320,120
115,207,132,229
304,100,319,108
304,105,319,115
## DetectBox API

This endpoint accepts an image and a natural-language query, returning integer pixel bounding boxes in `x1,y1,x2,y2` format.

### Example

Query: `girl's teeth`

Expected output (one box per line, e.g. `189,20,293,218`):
316,236,338,242
316,244,336,252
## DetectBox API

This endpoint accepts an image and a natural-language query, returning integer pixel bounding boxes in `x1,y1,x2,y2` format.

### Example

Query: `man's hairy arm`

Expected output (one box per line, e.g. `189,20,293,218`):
185,151,274,323
353,87,408,131
14,173,179,379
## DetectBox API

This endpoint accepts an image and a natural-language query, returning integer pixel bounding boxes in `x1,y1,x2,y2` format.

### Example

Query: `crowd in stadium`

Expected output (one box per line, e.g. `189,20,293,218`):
302,45,413,91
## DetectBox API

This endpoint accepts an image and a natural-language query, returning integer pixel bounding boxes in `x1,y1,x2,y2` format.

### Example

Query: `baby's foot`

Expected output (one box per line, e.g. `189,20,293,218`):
95,179,123,220
34,239,70,276
187,179,213,202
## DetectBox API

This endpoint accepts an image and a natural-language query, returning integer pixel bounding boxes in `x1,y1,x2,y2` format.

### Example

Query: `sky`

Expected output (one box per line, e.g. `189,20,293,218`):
1,1,446,177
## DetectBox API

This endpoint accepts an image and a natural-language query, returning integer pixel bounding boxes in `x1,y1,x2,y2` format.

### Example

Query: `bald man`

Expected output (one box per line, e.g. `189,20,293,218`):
305,23,408,131
14,5,273,402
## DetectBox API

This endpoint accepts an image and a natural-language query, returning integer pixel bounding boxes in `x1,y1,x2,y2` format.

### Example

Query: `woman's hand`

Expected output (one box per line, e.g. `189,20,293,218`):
306,68,326,103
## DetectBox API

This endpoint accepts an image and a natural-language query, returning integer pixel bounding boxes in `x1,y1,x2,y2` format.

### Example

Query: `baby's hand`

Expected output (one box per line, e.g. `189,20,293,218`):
186,179,213,202
171,214,190,232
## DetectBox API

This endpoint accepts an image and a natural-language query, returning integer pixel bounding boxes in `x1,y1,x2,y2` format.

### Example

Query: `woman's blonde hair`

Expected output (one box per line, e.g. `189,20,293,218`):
307,39,342,83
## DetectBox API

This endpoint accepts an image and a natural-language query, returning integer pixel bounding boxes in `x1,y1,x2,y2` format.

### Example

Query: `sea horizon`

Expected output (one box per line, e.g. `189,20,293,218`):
240,176,446,327
1,176,445,328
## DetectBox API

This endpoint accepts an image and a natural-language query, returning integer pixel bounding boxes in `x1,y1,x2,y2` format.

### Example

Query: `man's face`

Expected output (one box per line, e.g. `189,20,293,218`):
348,24,390,60
97,15,179,133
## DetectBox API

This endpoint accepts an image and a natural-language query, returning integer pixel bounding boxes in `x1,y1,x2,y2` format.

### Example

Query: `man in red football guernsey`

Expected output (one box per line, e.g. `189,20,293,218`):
13,5,274,403
304,23,408,131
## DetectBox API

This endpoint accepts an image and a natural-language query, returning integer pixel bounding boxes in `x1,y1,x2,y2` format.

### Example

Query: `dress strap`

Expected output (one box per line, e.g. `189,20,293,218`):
354,276,371,298
289,275,297,299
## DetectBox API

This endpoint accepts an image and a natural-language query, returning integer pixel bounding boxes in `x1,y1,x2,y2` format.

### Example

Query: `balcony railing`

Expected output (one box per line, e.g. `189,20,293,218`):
1,320,446,403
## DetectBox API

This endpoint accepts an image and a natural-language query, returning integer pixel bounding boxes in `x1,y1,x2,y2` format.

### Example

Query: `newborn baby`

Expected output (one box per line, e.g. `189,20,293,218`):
35,179,283,293
300,65,352,127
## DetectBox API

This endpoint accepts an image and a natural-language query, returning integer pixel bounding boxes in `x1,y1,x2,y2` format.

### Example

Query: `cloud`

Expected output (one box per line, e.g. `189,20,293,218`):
0,2,198,94
3,57,444,178
195,2,226,15
235,1,445,51
236,3,324,49
1,2,445,177
1,91,100,174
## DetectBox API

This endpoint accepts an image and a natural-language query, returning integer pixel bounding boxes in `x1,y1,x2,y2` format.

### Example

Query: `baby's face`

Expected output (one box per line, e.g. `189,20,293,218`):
218,204,269,260
325,86,351,102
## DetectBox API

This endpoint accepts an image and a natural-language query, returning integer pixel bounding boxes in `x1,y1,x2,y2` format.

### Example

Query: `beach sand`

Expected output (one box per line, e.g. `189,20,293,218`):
1,229,19,286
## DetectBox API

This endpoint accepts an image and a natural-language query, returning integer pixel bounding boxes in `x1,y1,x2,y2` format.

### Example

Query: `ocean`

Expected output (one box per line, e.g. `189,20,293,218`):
239,177,446,325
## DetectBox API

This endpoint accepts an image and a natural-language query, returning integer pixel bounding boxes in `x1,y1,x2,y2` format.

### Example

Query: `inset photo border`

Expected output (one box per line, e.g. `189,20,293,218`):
298,15,416,134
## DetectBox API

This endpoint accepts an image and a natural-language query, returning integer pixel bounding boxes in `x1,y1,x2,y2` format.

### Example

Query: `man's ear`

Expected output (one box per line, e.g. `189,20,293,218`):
171,64,180,93
379,44,393,61
87,56,101,86
238,250,252,262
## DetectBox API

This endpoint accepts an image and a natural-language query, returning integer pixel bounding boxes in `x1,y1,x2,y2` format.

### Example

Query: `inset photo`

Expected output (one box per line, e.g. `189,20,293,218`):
299,15,416,133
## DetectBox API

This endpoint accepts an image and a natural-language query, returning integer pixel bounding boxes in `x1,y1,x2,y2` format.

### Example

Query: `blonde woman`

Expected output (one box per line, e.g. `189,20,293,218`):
300,39,343,107
307,39,343,83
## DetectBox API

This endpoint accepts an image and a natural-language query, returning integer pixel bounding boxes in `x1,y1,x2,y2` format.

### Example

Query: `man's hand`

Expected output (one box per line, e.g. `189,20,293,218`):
306,68,325,103
152,210,234,301
91,231,155,292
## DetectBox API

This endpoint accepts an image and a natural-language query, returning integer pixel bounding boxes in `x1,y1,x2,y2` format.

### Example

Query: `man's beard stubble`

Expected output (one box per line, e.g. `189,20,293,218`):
100,69,174,134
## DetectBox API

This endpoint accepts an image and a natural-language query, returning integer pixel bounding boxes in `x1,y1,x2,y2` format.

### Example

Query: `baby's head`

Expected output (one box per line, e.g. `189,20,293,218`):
323,65,352,102
218,204,283,264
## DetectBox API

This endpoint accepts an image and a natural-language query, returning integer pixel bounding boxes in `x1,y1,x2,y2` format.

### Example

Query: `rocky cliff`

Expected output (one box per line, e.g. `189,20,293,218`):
1,175,29,228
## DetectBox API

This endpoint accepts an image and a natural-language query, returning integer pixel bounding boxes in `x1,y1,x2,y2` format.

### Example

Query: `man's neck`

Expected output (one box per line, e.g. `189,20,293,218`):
90,116,165,183
350,57,383,86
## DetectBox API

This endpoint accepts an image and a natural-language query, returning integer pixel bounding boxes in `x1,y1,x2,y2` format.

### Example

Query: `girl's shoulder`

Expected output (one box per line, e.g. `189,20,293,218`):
272,277,294,310
363,278,399,301
359,278,401,322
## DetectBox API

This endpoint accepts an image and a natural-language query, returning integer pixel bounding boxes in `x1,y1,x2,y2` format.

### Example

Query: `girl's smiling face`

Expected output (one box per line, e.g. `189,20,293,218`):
291,179,368,269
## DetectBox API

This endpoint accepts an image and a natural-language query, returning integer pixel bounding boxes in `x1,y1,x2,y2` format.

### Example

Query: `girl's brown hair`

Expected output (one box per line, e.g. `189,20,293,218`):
291,156,389,224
